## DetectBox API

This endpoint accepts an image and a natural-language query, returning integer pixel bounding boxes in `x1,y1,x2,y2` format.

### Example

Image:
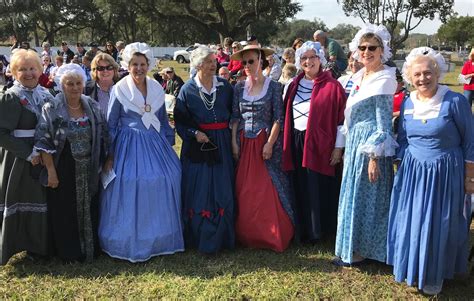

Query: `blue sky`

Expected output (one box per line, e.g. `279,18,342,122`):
294,0,474,34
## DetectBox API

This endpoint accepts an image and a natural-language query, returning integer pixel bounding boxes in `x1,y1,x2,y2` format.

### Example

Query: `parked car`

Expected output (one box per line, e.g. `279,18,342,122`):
173,45,199,64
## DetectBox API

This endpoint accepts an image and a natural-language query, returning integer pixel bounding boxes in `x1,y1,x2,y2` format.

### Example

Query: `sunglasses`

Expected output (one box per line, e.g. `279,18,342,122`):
166,70,173,74
242,59,255,66
95,65,114,71
358,45,379,52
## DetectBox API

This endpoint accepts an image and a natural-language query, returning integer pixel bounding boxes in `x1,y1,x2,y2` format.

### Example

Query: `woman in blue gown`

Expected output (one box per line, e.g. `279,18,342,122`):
387,47,474,295
174,46,235,254
334,24,398,266
99,42,184,262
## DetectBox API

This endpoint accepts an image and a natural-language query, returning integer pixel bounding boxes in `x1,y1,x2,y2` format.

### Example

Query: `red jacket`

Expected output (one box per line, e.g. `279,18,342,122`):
282,70,346,176
461,60,474,91
228,60,242,75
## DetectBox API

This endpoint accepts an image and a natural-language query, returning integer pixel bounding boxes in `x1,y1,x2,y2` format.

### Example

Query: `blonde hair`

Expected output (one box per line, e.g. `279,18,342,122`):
91,53,119,82
470,48,474,60
9,49,42,76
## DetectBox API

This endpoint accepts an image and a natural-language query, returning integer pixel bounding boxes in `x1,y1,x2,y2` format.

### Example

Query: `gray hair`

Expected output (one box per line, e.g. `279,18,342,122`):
190,46,214,69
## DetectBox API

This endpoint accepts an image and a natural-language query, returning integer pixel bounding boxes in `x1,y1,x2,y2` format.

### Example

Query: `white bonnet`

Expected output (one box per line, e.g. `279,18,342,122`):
402,47,448,84
121,42,156,71
54,63,87,90
295,41,327,69
349,24,392,63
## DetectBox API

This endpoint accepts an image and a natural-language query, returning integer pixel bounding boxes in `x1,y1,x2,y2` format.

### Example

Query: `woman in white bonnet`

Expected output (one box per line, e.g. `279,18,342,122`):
99,42,184,262
386,47,474,295
334,24,398,267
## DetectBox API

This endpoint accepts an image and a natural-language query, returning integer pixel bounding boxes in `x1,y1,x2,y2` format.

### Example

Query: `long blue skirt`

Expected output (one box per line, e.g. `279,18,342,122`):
181,128,235,253
99,126,184,262
387,149,470,290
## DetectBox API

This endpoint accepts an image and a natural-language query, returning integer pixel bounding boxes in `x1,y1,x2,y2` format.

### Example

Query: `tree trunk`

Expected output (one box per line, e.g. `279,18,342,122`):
33,26,40,47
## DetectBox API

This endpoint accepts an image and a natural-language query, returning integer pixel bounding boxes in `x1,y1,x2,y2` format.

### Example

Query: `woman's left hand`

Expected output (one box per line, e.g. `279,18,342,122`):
262,142,273,160
368,158,380,183
465,162,474,194
31,155,42,166
330,148,343,166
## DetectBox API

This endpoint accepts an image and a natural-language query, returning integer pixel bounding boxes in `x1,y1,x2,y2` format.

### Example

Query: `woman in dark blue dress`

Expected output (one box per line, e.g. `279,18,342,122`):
174,46,235,254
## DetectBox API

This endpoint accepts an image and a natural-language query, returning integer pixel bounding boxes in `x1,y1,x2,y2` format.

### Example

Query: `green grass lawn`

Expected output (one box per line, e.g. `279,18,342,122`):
1,60,472,299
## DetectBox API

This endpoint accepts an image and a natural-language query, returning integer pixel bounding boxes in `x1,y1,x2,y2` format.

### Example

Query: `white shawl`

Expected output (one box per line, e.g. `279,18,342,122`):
344,66,397,130
111,75,165,132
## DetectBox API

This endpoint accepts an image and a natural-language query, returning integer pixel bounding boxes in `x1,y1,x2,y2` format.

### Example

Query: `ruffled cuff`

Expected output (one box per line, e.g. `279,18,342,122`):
358,131,398,158
26,149,39,162
33,146,56,154
335,125,345,148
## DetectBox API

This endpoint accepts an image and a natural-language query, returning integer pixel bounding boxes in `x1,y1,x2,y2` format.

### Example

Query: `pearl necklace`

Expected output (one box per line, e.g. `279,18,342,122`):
199,88,216,111
67,102,81,110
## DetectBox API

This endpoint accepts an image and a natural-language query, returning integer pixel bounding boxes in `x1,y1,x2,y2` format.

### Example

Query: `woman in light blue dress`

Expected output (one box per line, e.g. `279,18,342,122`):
99,43,184,262
334,24,397,266
387,47,474,295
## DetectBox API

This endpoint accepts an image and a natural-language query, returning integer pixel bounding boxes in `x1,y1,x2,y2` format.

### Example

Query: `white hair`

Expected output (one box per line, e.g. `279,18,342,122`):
402,47,448,85
190,46,214,69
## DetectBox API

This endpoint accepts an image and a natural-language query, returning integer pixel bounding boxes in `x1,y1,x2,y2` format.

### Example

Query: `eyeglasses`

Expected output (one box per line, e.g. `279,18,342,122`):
242,59,255,66
358,45,379,52
95,65,114,71
300,55,318,61
106,44,113,47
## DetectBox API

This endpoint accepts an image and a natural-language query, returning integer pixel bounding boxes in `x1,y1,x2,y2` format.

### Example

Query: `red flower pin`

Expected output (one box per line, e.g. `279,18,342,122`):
78,121,88,127
200,210,211,219
19,98,29,106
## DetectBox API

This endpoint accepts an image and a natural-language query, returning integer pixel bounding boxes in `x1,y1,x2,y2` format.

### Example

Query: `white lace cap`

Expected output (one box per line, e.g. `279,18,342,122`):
349,24,392,63
295,41,327,69
54,63,87,90
121,42,156,71
402,47,448,84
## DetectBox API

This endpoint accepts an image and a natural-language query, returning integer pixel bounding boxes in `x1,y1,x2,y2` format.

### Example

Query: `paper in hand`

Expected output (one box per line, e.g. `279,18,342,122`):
101,168,116,189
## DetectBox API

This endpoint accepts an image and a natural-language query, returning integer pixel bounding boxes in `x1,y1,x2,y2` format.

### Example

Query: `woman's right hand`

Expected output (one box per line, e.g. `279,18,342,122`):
232,141,239,160
103,157,114,172
195,130,210,143
368,158,380,183
47,168,59,188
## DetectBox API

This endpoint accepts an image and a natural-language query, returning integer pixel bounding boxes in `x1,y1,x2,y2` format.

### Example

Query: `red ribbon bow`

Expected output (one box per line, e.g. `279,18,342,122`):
200,210,211,219
218,208,225,216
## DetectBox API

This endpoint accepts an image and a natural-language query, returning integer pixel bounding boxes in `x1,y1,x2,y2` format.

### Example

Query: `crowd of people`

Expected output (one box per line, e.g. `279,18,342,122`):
0,24,473,296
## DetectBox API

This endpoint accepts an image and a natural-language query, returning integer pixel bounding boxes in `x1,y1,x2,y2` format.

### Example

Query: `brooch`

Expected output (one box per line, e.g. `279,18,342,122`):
19,98,29,106
144,104,151,112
